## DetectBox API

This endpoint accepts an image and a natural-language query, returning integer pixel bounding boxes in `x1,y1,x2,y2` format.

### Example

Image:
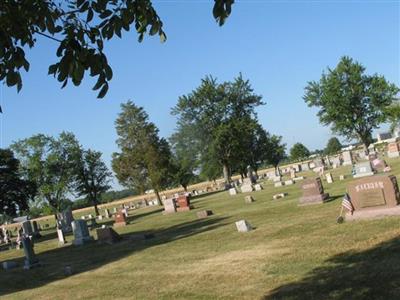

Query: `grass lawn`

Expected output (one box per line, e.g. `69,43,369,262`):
1,158,400,299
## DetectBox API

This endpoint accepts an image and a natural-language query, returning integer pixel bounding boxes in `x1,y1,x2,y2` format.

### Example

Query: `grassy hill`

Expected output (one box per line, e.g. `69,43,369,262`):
1,158,400,299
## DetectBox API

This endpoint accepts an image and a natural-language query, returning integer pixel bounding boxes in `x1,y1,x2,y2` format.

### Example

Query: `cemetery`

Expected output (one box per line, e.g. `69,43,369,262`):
0,1,399,299
1,152,400,299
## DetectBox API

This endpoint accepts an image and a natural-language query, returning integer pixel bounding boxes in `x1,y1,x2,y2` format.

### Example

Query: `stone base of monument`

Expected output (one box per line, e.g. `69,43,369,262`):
23,260,41,270
240,184,253,193
353,172,375,178
177,206,191,212
388,151,400,158
345,206,400,221
97,227,122,244
196,210,213,219
113,221,127,228
72,236,94,246
299,193,329,206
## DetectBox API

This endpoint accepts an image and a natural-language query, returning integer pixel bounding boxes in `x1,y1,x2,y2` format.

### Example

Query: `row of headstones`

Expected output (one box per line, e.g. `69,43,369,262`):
299,173,400,220
163,195,191,214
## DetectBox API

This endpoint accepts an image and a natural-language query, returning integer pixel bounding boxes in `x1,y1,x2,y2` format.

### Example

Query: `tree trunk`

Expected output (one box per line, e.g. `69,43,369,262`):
93,203,100,216
154,190,161,206
182,184,188,192
222,163,230,183
275,165,280,176
364,143,370,156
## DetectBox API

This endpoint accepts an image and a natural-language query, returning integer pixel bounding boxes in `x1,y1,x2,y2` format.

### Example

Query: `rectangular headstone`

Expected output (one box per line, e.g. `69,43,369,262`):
244,195,254,203
299,177,329,205
353,161,375,178
96,227,121,244
196,210,213,219
72,220,94,246
163,198,176,214
235,220,253,232
229,188,238,196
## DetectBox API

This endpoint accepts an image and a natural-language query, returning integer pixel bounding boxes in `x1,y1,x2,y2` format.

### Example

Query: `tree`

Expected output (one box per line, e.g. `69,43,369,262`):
172,74,264,183
304,56,399,153
290,143,310,161
0,149,36,217
384,99,400,133
73,149,112,216
266,135,286,175
170,126,200,191
324,137,342,155
112,101,174,204
1,0,233,100
11,132,80,217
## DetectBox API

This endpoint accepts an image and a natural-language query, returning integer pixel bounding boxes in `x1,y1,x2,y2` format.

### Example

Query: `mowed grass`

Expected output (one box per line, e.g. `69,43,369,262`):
1,158,400,299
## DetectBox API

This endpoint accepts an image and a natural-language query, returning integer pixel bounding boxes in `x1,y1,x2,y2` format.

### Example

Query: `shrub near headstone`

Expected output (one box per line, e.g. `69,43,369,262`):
346,175,400,220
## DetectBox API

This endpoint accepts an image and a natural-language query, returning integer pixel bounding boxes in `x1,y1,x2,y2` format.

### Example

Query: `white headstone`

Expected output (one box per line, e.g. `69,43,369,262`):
235,220,253,232
254,184,262,191
163,198,176,214
325,173,333,184
229,188,238,196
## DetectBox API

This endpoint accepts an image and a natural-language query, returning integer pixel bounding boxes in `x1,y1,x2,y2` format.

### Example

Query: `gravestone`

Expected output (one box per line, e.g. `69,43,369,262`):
254,184,263,191
325,173,333,184
163,198,176,214
96,227,122,244
371,159,387,173
301,163,310,171
57,209,74,233
353,161,375,178
240,178,254,193
293,176,305,182
274,182,284,187
244,195,254,203
342,151,353,166
299,177,329,205
196,210,213,219
112,207,118,214
21,221,33,236
31,221,41,238
113,211,127,227
346,175,400,220
273,193,287,200
104,209,111,218
57,227,67,246
176,195,191,212
121,208,128,218
272,176,282,182
229,188,237,196
235,220,253,232
2,261,18,270
284,179,294,185
340,175,345,181
22,236,40,269
290,168,296,179
387,142,400,158
72,220,94,246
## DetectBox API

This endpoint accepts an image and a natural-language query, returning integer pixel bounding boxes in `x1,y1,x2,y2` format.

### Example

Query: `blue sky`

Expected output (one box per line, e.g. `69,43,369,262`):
1,0,399,187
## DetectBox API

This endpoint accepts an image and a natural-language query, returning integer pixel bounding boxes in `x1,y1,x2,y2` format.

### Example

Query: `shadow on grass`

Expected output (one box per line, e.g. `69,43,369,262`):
191,190,224,201
0,215,228,297
325,194,344,203
263,236,400,300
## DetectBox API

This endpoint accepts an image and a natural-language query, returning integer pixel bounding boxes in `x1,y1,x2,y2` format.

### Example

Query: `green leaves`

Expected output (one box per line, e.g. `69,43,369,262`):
1,0,233,98
304,56,400,148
